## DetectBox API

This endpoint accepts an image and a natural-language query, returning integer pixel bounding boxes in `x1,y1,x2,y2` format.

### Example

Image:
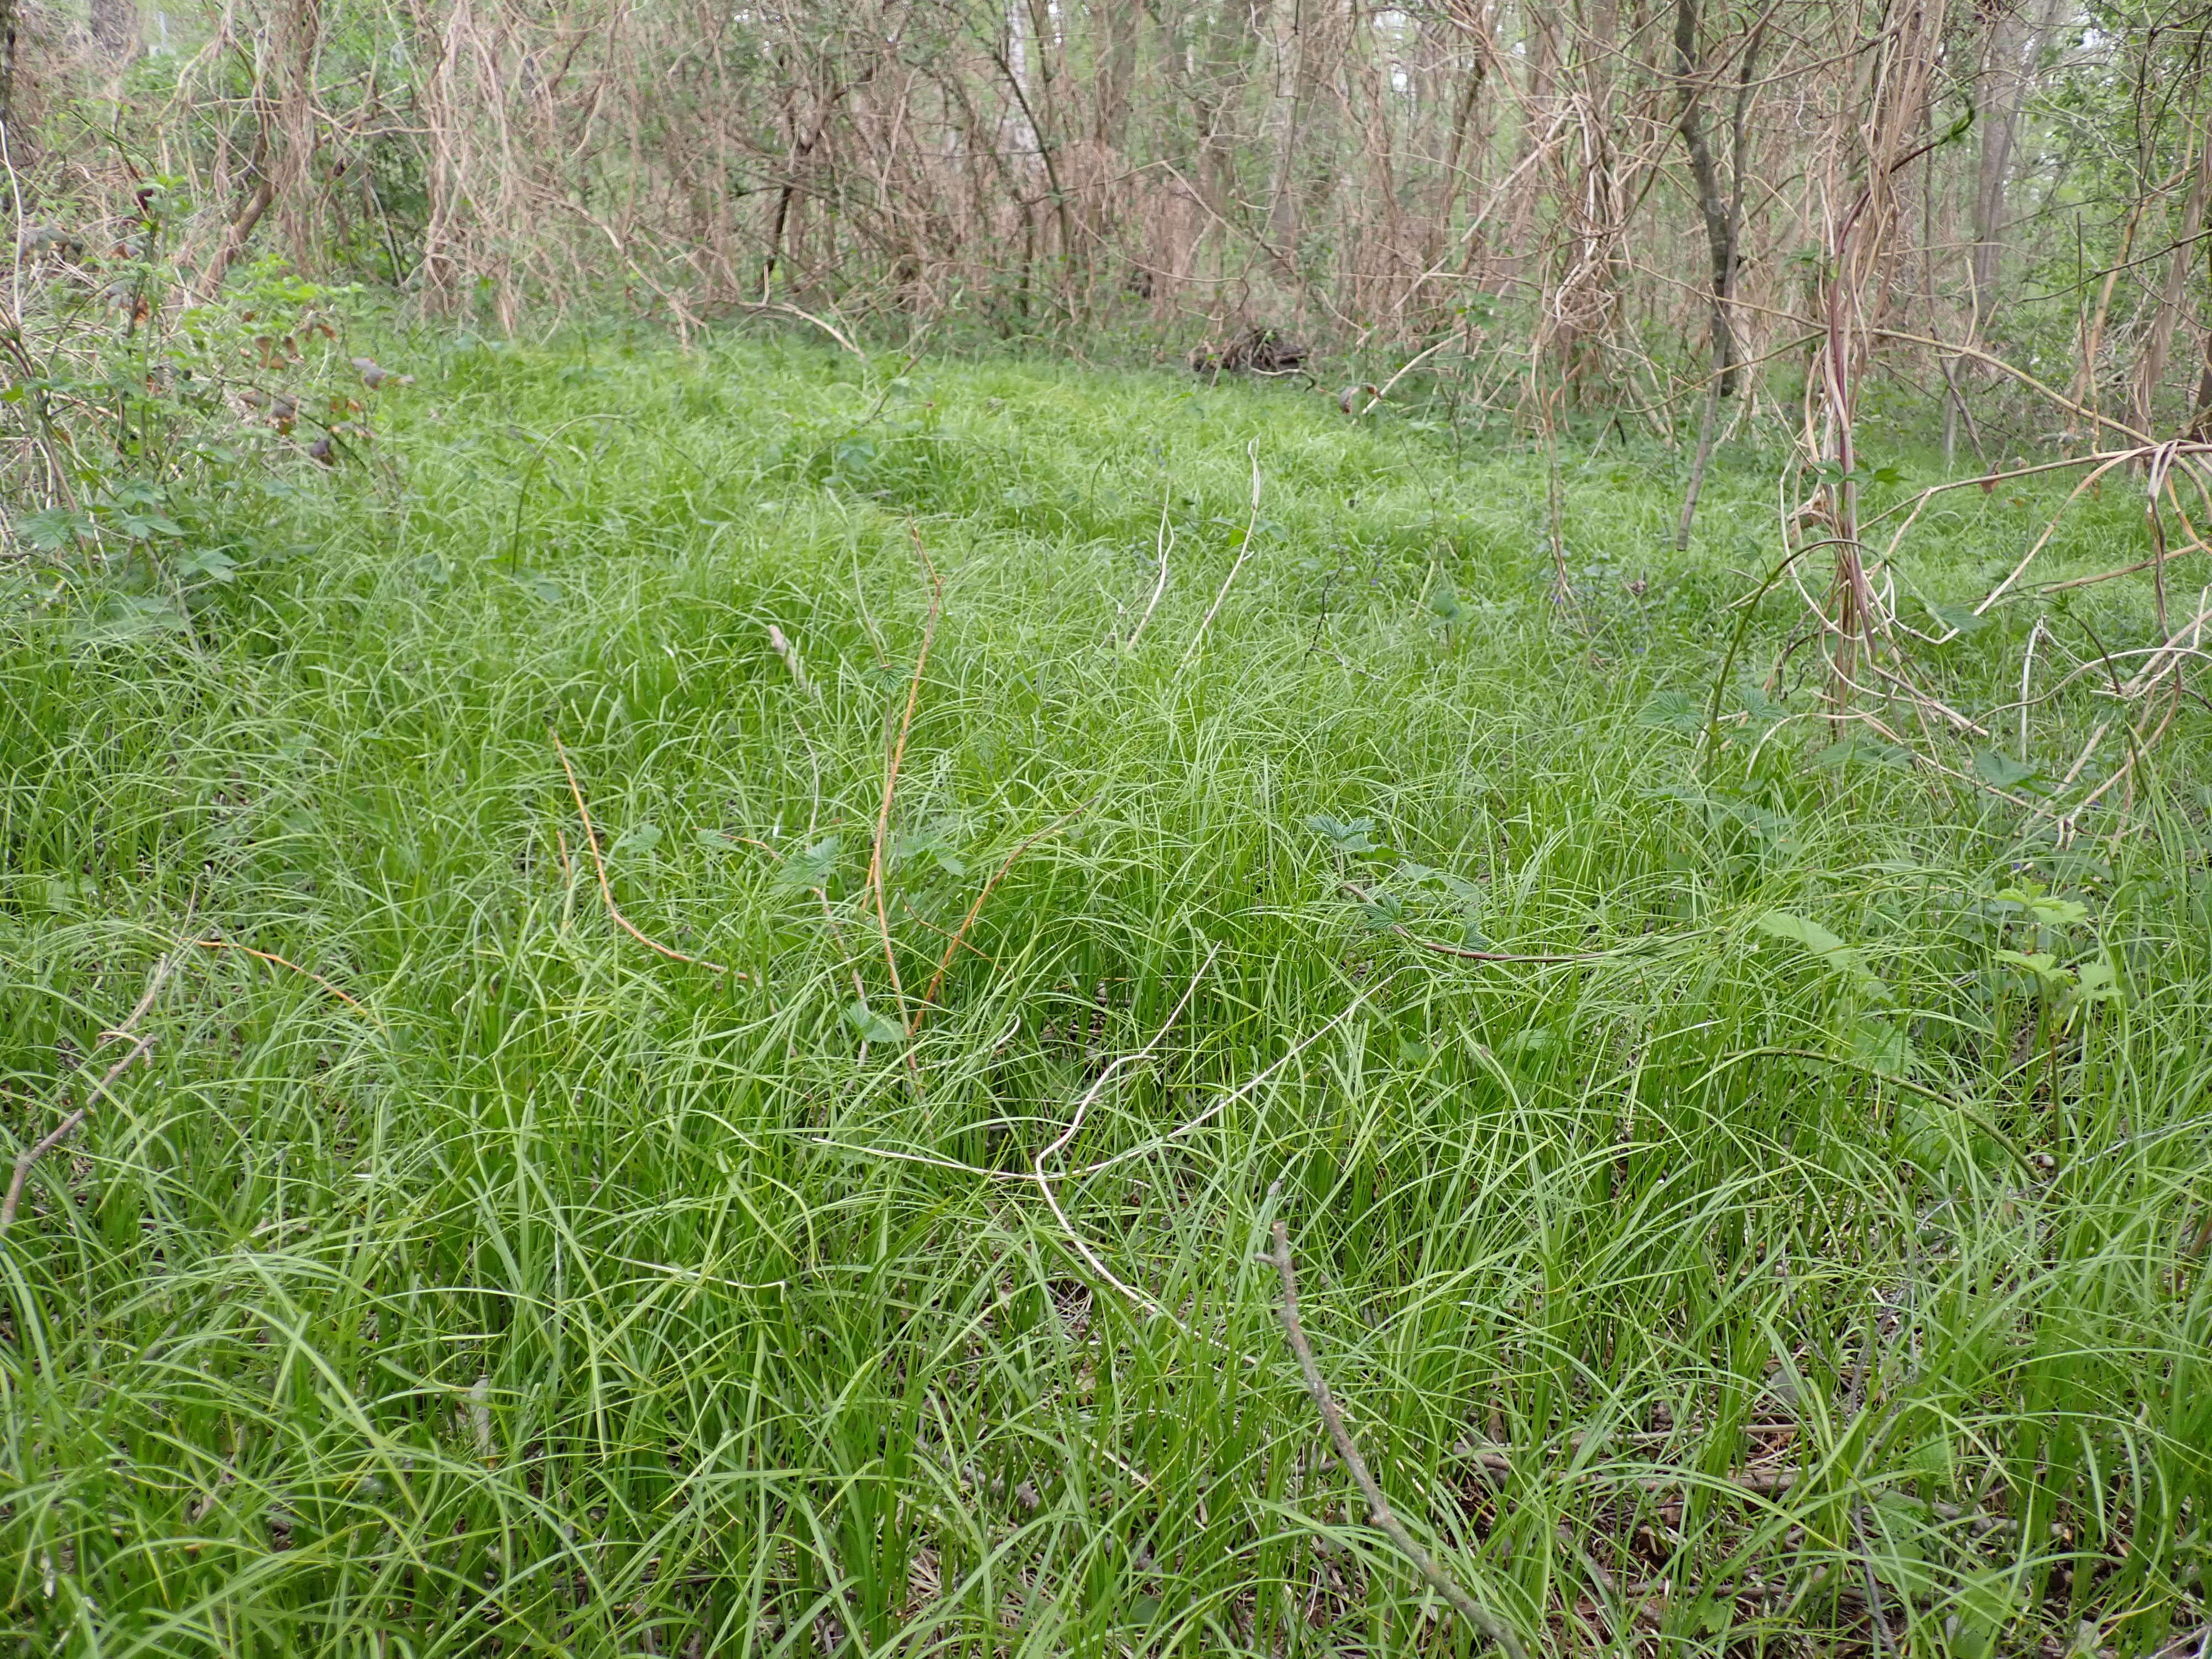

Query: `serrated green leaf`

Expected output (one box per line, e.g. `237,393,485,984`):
18,508,97,550
1638,691,1703,734
1850,1016,1912,1072
2073,957,2120,1004
1305,813,1379,853
181,547,239,583
1997,948,2070,988
115,511,185,540
776,833,843,892
1812,733,1913,770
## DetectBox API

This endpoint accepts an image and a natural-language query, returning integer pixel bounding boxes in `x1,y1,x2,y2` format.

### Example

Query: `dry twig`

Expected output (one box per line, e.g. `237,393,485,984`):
1272,1219,1529,1659
192,939,366,1011
2,950,182,1234
910,797,1095,1032
867,526,943,1026
550,731,742,978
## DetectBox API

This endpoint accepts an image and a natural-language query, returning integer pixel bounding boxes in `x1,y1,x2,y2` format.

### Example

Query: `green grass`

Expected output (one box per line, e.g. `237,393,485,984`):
3,334,2209,1658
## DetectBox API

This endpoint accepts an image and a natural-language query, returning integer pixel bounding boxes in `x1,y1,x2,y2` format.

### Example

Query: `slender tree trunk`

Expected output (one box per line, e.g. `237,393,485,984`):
1093,0,1136,149
2189,321,2212,439
0,0,20,131
1968,0,2060,326
1675,0,1761,549
273,0,325,268
2134,102,2212,436
1262,0,1302,251
1946,0,2061,463
1673,0,1736,394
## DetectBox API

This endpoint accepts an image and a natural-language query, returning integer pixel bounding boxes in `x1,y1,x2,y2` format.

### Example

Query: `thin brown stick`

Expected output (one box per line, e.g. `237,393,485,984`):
1271,1219,1529,1659
191,940,364,1010
867,526,942,1022
550,731,742,978
898,901,995,962
910,797,1094,1032
2,951,181,1234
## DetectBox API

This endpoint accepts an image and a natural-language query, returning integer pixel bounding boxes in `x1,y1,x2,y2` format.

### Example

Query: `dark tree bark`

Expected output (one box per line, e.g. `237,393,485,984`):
1673,0,1738,397
1673,0,1761,550
0,0,20,132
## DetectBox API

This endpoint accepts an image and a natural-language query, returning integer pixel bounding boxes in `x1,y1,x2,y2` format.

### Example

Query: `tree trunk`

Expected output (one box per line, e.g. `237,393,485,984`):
2133,103,2212,436
272,0,325,269
1674,0,1762,550
1968,0,2061,331
1093,0,1136,149
2189,321,2212,439
88,0,140,66
0,0,19,131
1262,0,1302,251
1672,0,1736,395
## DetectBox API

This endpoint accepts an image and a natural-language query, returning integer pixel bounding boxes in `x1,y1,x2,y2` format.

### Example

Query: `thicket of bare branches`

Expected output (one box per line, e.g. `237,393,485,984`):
3,0,2208,439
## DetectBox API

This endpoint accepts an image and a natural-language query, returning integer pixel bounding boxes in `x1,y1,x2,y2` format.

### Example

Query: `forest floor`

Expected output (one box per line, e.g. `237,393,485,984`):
3,335,2210,1657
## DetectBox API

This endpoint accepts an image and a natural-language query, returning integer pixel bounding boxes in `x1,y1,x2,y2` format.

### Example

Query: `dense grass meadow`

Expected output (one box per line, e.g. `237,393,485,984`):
5,335,2212,1657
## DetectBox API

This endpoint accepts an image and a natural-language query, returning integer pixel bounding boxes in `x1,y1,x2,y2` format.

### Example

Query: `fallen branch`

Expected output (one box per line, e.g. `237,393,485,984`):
550,731,742,978
1272,1219,1529,1659
2,950,182,1234
729,299,867,363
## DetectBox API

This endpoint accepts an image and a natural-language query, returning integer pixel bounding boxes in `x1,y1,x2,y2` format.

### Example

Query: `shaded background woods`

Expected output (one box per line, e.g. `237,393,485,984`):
5,0,2212,447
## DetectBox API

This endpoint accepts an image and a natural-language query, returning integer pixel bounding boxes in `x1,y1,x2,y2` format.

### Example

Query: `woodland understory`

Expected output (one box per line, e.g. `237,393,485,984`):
2,3,2212,1658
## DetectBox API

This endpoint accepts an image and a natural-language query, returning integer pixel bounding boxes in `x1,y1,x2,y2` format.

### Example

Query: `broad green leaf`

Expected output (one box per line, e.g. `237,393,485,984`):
1357,891,1404,930
1973,748,2038,789
1812,733,1913,769
1638,691,1703,735
18,507,97,550
1754,910,1888,999
1997,948,2071,989
1305,813,1379,853
609,823,662,858
1737,684,1790,726
114,510,185,540
1850,1016,1912,1072
1928,602,1990,637
776,833,843,891
2073,957,2120,1004
76,594,187,644
846,1002,906,1046
1945,1568,2021,1659
181,547,239,583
